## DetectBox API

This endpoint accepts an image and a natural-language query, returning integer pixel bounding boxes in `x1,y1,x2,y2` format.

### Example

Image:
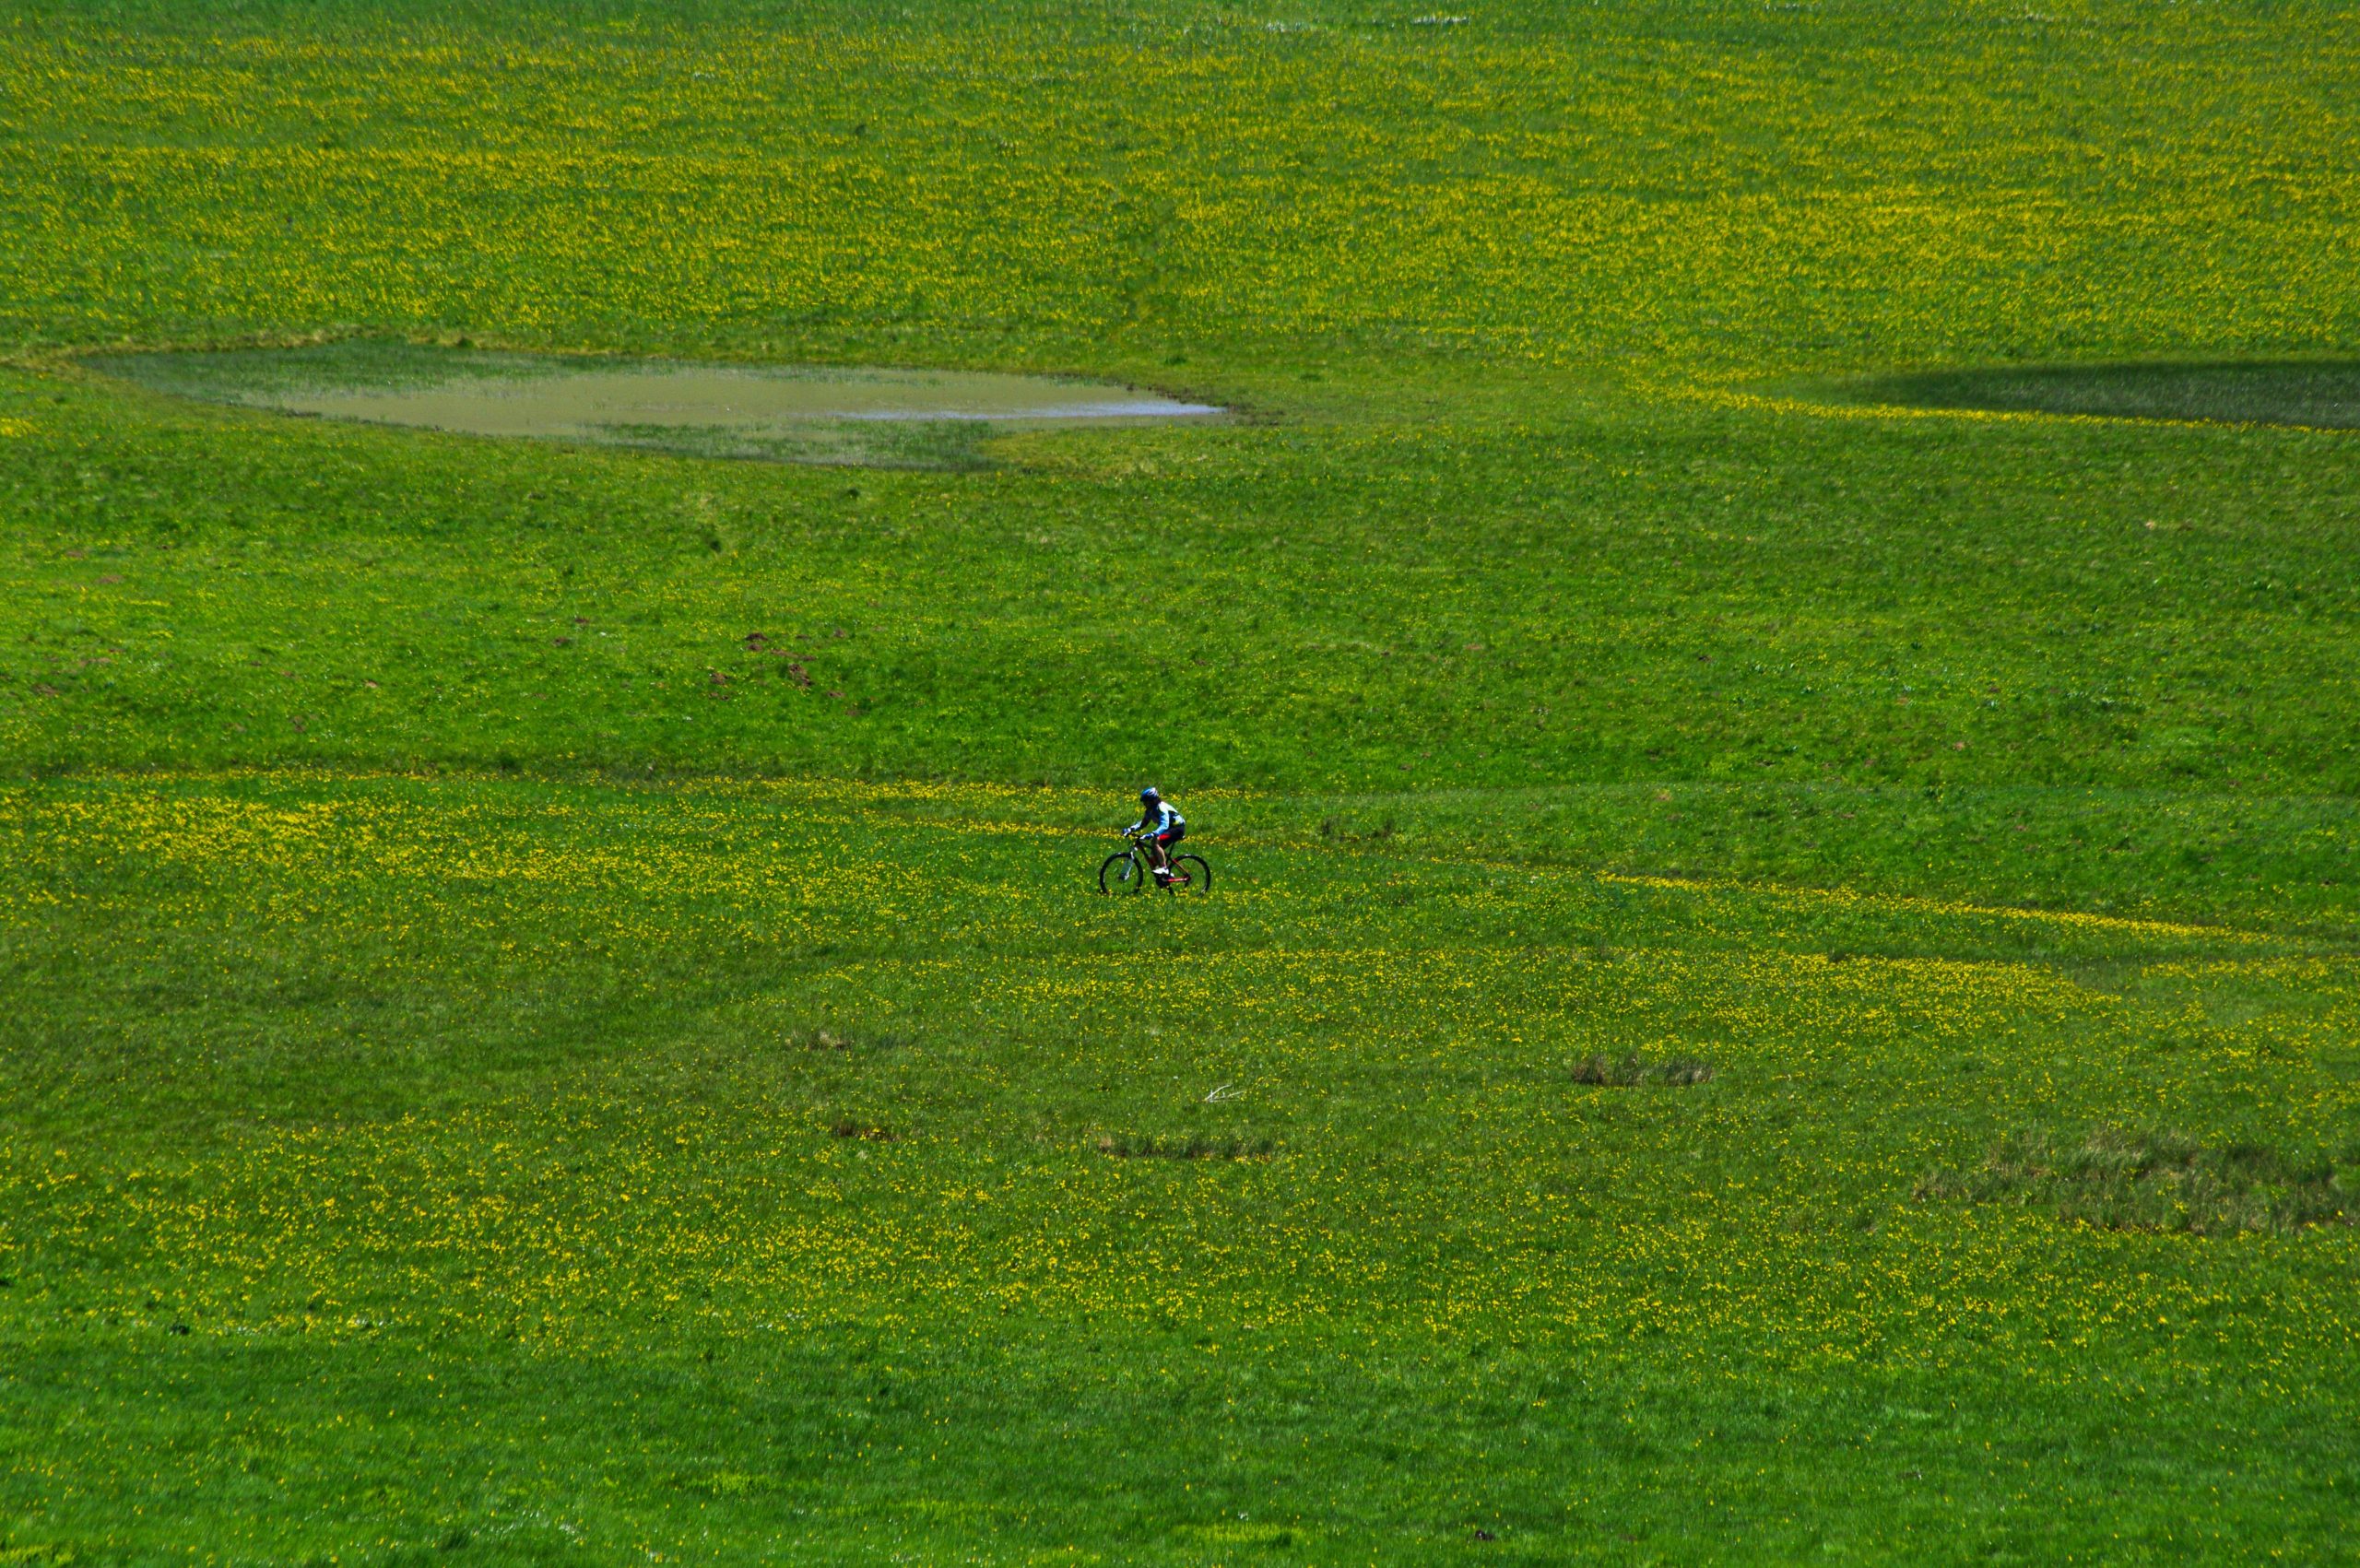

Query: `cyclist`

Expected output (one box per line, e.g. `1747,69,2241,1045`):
1128,786,1186,885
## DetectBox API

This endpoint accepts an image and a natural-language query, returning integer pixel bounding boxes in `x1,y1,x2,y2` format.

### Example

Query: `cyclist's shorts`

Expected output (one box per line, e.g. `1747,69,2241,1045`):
1153,824,1186,847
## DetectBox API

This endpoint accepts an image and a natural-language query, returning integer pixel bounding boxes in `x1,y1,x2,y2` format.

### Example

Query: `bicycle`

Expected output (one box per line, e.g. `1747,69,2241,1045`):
1099,827,1211,895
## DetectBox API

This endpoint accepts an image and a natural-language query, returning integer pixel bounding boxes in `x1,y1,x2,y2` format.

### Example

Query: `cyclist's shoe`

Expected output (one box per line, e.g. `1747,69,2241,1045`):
1153,868,1174,886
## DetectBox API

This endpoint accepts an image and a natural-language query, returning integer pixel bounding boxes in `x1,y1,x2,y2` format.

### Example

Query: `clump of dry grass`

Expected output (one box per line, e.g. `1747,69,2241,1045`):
1569,1053,1715,1087
1916,1126,2354,1235
789,1026,910,1053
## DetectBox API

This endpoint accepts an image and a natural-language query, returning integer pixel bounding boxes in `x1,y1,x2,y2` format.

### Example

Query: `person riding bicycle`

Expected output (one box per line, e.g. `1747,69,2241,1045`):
1127,786,1186,884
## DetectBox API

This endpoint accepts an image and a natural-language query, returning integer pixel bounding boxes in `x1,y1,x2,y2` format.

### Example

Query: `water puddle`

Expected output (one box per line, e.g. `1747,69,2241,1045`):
92,343,1223,467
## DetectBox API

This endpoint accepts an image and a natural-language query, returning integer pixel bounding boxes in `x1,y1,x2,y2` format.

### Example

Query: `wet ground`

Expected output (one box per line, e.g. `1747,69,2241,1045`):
92,343,1222,466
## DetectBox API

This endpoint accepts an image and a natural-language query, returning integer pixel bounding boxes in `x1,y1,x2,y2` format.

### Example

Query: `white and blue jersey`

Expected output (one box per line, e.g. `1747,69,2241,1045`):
1131,800,1186,841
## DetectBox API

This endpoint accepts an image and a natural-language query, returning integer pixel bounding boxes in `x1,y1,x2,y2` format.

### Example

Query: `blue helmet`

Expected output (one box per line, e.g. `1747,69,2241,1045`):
1140,786,1161,804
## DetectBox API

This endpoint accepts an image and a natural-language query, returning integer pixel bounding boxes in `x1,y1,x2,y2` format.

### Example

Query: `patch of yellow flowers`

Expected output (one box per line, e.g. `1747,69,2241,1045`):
4,772,2352,1394
4,9,2354,375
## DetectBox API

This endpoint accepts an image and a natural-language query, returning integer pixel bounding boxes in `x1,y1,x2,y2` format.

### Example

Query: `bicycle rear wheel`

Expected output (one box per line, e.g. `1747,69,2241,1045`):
1167,854,1211,893
1099,850,1145,894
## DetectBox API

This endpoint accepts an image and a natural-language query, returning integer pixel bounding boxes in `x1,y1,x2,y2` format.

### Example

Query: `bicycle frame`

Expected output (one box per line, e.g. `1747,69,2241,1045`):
1115,829,1199,890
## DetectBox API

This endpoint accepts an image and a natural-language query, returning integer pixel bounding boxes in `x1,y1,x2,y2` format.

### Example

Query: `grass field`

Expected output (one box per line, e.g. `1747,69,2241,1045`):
3,2,2358,1562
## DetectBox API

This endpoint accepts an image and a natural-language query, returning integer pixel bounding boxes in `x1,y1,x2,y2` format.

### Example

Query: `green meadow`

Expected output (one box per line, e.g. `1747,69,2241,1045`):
2,1,2357,1562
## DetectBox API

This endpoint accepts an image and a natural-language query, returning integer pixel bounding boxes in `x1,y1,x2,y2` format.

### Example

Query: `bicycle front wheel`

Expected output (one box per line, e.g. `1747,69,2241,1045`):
1099,850,1145,894
1168,854,1211,893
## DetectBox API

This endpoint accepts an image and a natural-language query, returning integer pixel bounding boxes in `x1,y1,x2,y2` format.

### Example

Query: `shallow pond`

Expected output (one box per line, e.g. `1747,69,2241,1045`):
1823,359,2360,430
93,343,1222,466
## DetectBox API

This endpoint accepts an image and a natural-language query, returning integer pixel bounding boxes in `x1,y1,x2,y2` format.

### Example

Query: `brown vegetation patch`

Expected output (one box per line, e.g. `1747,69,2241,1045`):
1570,1053,1715,1087
1095,1132,1274,1161
1916,1126,2354,1235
